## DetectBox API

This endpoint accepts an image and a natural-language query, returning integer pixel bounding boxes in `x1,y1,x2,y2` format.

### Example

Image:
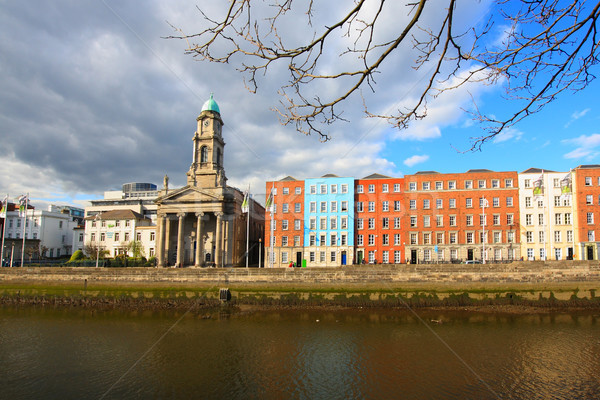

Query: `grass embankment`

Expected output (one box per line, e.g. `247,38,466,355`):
1,281,599,311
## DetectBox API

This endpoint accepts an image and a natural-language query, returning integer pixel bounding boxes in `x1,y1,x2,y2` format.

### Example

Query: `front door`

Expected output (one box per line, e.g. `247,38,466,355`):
296,252,302,267
567,247,574,260
467,249,474,261
357,251,363,264
587,246,594,260
410,249,417,264
341,251,347,265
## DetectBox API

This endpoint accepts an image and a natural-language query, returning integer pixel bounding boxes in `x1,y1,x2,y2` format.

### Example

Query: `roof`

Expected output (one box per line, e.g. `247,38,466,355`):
201,93,220,114
521,167,557,173
414,171,440,175
279,176,297,181
85,209,148,221
576,164,600,169
321,173,339,178
466,169,494,173
361,173,392,179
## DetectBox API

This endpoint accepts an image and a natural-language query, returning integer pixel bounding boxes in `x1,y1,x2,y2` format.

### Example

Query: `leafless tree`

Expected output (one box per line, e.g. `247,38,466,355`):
167,0,600,149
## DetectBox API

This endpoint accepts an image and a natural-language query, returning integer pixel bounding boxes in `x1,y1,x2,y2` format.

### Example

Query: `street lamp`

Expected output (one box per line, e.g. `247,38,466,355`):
95,214,101,268
259,237,262,268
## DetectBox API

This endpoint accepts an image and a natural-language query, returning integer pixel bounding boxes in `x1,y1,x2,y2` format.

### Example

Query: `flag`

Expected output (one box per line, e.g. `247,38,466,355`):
265,190,274,212
532,173,544,199
241,191,249,213
0,195,7,218
560,172,572,198
17,195,28,217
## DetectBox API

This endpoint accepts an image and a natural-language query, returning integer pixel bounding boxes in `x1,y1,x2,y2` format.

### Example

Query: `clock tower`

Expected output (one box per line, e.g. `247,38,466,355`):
187,93,226,188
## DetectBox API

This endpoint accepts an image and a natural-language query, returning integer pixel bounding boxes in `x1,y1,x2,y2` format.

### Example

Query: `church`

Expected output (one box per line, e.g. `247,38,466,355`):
155,95,264,267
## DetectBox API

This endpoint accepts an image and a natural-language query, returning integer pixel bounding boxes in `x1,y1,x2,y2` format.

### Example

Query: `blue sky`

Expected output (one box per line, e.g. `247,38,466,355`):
0,1,598,209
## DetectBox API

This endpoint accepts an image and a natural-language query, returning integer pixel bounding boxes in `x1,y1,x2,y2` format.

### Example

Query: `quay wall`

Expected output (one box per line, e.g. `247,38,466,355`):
1,261,599,286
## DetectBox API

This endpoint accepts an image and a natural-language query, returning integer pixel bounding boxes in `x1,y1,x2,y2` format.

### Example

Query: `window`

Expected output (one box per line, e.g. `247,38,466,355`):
357,202,363,212
466,198,472,208
368,184,375,193
330,217,337,230
554,196,561,207
423,249,431,261
341,234,347,245
527,248,534,260
310,235,316,246
394,251,402,264
91,233,96,242
320,184,327,194
341,217,348,229
491,179,499,188
320,218,327,230
124,232,130,241
493,215,500,225
368,234,375,246
422,182,430,190
59,221,63,229
524,179,531,188
382,201,389,212
410,216,417,227
587,195,593,205
341,201,348,212
368,218,375,229
538,214,544,225
436,215,443,227
368,202,375,212
320,251,326,262
100,233,106,242
585,177,592,186
494,232,501,243
466,215,473,226
282,203,289,213
436,232,444,244
506,197,513,207
505,179,513,187
589,231,595,241
382,251,389,264
555,248,562,260
493,197,500,207
310,252,315,262
465,180,473,189
310,185,316,194
507,231,514,243
282,236,288,246
382,184,389,193
554,231,562,242
101,220,106,227
448,181,456,190
282,220,289,230
480,214,487,226
382,234,389,245
310,202,316,213
423,233,431,245
449,215,456,226
295,203,301,213
330,201,338,212
357,185,363,193
309,218,316,230
341,184,348,193
357,235,363,246
357,219,363,230
449,199,456,208
295,187,301,195
525,197,531,208
394,217,401,229
368,251,375,263
567,230,573,242
394,201,401,211
330,233,337,246
565,213,572,224
394,234,401,245
410,233,418,245
436,199,443,209
330,251,336,262
136,232,142,241
409,200,416,210
394,184,400,192
553,178,560,188
423,199,430,209
555,213,562,225
450,232,457,244
564,194,571,205
283,187,289,195
526,214,532,225
382,217,389,229
587,212,594,224
330,184,337,194
435,181,443,190
320,235,326,246
466,232,474,244
526,232,533,243
281,252,289,263
320,202,327,212
423,215,430,228
409,182,416,191
79,233,84,242
507,214,514,225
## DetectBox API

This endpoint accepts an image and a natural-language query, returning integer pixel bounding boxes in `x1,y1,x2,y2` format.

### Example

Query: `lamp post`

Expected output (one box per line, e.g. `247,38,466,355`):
259,237,262,268
95,214,101,268
481,197,488,264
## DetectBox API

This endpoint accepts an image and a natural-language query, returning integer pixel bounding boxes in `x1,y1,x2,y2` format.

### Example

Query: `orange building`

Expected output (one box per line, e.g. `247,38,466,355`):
354,174,405,264
403,170,520,263
573,165,600,260
264,177,305,267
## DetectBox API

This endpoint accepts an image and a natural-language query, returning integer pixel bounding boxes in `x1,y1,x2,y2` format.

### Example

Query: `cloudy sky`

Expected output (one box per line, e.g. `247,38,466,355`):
1,1,599,209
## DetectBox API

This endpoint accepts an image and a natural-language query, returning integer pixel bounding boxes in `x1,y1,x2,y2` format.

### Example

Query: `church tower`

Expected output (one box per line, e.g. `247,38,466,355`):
187,93,226,188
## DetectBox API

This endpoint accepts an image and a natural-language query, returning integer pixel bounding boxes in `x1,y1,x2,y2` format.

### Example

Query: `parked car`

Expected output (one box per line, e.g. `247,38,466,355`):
463,260,482,264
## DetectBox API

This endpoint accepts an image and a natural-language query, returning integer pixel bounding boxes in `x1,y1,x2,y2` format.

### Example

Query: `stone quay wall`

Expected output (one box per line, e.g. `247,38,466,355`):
1,261,599,286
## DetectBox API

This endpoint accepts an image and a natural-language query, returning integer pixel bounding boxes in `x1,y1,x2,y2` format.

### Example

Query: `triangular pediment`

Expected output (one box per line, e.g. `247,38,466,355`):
157,185,224,204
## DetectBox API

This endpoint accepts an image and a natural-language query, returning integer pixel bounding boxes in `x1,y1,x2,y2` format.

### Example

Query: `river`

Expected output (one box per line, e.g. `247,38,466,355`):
0,306,598,399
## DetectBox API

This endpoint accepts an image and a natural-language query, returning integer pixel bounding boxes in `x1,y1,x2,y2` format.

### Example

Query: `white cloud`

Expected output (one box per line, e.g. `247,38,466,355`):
565,108,591,127
403,154,429,167
493,127,524,143
562,133,600,160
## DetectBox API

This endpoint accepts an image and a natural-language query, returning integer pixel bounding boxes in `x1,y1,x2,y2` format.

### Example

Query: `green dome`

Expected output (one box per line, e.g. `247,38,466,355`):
201,93,220,114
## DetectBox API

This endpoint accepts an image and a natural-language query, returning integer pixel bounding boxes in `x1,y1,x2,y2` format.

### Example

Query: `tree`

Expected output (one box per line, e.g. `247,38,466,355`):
83,242,108,259
168,0,600,149
126,240,145,258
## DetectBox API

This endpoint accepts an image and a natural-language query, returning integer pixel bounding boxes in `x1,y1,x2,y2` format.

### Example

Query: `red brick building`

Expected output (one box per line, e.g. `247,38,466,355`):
573,165,600,260
403,170,520,263
354,174,405,264
264,177,305,267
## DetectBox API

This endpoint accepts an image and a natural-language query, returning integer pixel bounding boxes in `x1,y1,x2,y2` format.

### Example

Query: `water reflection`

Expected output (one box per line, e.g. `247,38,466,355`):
0,307,598,399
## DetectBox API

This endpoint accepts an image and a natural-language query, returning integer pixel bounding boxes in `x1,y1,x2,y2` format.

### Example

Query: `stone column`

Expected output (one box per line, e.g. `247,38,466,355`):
195,212,204,267
156,213,166,267
215,212,223,267
223,217,230,267
176,212,186,267
164,216,171,266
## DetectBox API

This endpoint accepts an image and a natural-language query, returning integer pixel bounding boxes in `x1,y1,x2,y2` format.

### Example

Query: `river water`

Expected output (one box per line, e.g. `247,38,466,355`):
0,306,598,399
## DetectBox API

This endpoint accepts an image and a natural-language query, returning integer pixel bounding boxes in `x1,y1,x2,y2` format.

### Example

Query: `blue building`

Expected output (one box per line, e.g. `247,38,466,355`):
304,174,355,266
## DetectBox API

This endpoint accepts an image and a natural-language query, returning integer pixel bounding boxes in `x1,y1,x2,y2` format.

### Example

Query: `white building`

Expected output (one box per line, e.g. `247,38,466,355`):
519,168,575,261
85,182,158,223
2,204,83,258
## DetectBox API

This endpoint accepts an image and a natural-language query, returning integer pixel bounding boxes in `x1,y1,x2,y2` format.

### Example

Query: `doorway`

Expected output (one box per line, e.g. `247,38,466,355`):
587,246,594,260
567,247,573,260
296,252,302,267
467,249,474,261
410,249,417,264
341,251,347,265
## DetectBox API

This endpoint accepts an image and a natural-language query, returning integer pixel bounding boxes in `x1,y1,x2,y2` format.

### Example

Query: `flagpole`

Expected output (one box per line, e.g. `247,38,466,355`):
270,182,274,268
0,194,7,267
246,184,250,268
20,193,28,267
